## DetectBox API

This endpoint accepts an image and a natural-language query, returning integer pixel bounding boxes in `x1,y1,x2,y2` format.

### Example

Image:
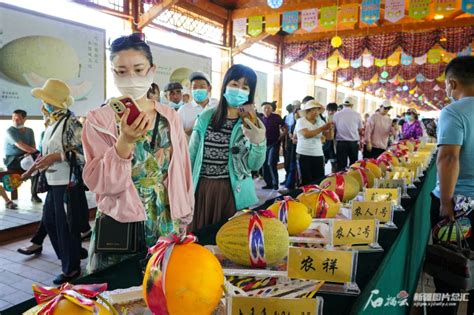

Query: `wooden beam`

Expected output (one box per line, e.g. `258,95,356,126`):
130,0,140,32
176,0,228,24
232,0,359,19
232,33,271,56
137,0,179,30
284,16,474,43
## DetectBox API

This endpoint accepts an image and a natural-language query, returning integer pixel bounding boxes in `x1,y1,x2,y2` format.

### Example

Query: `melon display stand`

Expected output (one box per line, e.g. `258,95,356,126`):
206,245,361,296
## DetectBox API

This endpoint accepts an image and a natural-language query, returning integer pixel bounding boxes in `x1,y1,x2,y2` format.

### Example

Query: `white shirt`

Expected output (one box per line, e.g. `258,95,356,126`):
295,117,324,157
42,119,70,185
177,99,217,130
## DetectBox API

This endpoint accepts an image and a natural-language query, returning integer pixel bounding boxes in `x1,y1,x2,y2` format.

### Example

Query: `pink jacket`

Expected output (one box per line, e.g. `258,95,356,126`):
82,102,194,223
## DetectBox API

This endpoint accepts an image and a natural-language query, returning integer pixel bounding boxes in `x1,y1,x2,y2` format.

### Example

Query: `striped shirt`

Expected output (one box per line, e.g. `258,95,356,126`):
200,118,238,179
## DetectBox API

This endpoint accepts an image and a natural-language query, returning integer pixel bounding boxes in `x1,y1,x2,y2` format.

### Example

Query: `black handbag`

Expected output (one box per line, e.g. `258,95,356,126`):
94,215,145,254
424,219,474,291
64,151,89,236
93,112,161,254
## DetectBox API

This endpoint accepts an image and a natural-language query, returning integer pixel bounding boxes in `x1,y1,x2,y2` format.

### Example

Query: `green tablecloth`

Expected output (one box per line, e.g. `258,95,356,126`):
3,162,436,315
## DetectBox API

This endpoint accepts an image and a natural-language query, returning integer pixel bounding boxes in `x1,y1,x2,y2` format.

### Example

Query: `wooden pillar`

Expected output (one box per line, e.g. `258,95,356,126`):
274,36,284,113
224,10,233,69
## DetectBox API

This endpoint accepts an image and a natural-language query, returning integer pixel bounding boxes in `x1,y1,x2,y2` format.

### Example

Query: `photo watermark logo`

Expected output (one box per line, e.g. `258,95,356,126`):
364,289,469,310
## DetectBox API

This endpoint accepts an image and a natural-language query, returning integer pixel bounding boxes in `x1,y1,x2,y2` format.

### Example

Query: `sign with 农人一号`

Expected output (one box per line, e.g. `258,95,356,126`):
352,201,392,223
365,188,399,205
230,296,319,315
333,219,377,245
288,247,354,283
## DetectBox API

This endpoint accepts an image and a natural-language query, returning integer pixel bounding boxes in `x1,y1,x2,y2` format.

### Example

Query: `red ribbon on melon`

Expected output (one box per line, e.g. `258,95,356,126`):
302,185,340,218
377,154,393,169
32,283,108,314
351,166,369,188
277,196,293,227
247,210,274,268
147,233,197,314
323,172,345,202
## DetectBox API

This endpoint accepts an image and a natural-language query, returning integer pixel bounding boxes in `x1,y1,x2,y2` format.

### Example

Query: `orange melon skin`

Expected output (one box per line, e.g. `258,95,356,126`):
143,243,224,315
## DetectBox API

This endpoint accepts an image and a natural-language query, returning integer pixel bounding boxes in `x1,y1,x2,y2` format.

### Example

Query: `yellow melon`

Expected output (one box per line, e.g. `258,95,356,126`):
143,242,224,315
267,200,312,235
352,160,383,178
297,190,341,218
216,212,289,267
347,167,376,190
320,174,360,203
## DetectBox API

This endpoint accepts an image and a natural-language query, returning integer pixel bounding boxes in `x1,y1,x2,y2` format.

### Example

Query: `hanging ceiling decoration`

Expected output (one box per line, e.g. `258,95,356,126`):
267,0,283,9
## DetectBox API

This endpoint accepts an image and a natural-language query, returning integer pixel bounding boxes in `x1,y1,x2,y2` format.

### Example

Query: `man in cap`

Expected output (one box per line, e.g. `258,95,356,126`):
4,109,41,203
364,100,397,159
178,71,216,136
164,82,184,110
332,96,363,171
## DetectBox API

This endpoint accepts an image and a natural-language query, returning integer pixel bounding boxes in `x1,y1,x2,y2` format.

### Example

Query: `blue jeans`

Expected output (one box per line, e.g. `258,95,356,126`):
43,185,81,274
263,143,280,188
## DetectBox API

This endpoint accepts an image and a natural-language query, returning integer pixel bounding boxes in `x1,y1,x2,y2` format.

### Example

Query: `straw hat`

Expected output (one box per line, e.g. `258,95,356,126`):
300,100,324,112
31,79,74,109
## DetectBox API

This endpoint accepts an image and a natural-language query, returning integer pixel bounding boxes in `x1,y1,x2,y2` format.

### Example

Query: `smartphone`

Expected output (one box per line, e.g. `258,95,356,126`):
108,96,141,125
239,104,258,128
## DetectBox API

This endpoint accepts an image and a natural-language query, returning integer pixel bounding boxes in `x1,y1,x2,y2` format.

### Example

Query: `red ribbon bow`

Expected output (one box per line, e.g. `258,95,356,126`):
32,283,107,314
301,185,340,217
148,233,197,267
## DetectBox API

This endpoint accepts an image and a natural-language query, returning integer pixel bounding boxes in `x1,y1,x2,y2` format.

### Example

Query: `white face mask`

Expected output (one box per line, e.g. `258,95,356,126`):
113,69,155,100
446,83,457,103
13,124,24,129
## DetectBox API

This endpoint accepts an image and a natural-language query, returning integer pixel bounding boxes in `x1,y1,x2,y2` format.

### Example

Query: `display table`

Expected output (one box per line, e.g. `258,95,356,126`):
3,161,436,315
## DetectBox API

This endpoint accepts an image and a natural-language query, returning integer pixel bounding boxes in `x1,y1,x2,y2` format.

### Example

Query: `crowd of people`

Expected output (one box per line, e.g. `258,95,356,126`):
1,34,472,312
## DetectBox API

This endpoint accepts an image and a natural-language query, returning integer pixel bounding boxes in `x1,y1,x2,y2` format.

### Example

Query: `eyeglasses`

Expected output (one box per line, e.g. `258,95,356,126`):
109,33,146,49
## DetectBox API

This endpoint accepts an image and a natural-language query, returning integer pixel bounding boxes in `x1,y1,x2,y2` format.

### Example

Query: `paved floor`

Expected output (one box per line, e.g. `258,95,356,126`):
0,236,91,311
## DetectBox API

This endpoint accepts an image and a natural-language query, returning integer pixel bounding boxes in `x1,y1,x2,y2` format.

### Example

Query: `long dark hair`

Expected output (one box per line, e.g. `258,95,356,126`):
211,64,257,130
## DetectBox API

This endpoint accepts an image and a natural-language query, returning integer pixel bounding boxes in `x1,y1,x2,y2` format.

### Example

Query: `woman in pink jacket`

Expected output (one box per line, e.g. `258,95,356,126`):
82,33,194,273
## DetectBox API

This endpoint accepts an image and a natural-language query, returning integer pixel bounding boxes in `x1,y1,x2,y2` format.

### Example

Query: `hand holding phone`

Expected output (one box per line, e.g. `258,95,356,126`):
108,96,141,125
118,110,151,145
238,104,258,129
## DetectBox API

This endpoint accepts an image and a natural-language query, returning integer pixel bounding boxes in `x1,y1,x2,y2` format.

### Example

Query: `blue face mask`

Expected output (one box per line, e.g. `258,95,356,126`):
44,103,55,113
169,101,183,110
223,87,249,107
405,114,413,121
192,89,208,103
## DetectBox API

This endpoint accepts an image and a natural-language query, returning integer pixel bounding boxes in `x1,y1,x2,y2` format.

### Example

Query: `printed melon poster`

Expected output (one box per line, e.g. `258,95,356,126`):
0,3,106,116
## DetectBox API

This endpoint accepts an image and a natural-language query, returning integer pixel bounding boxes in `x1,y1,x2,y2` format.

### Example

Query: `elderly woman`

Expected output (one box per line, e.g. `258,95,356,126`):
401,108,424,140
295,100,333,186
27,79,84,284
